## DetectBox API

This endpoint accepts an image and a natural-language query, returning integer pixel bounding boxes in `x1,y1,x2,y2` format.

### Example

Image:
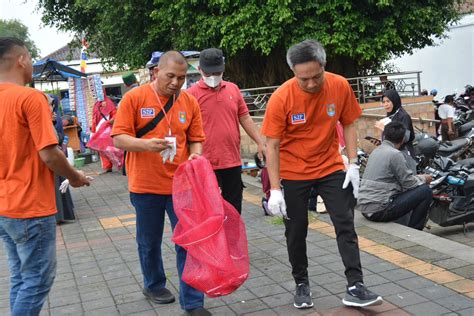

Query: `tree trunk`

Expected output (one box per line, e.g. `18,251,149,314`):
225,47,292,89
326,55,360,79
224,50,360,88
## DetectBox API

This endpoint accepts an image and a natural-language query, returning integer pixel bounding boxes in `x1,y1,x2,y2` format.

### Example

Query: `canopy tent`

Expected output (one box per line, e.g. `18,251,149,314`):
33,58,86,82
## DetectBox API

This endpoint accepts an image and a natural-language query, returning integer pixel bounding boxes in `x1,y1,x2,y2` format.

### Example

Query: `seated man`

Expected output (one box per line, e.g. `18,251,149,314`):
358,121,432,230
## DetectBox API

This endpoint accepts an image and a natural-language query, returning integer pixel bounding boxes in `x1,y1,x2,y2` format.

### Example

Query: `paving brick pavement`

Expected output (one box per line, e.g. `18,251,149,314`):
0,163,473,315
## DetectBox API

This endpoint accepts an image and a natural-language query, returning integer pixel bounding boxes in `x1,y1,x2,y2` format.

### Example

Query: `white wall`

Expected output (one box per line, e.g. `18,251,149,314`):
389,13,473,100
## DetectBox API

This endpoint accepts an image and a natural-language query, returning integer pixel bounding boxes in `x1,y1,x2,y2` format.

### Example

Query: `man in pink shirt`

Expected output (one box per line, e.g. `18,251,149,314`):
187,48,265,213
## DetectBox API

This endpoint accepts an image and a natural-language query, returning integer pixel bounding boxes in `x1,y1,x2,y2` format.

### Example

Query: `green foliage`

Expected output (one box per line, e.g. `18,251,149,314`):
0,19,40,59
268,216,284,226
37,0,463,86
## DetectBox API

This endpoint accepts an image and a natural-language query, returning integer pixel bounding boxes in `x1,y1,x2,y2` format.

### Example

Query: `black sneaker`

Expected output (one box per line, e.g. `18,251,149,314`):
293,283,313,309
342,282,383,307
142,287,175,304
185,307,212,316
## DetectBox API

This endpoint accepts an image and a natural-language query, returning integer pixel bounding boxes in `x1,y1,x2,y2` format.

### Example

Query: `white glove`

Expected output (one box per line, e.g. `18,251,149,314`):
342,163,360,199
59,179,70,194
268,189,289,219
59,176,94,194
161,136,177,164
160,148,171,164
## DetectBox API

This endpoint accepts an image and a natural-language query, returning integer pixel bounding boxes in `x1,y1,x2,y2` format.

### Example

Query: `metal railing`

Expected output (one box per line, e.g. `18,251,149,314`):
240,86,279,116
240,71,423,113
348,71,422,104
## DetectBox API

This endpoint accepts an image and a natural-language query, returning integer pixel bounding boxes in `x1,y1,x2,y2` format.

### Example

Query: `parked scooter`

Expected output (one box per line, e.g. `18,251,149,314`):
414,128,474,168
424,162,474,230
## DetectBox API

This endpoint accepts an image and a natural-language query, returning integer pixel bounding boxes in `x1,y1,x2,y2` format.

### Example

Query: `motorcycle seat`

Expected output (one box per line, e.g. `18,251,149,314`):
457,158,474,169
438,138,469,153
458,120,474,135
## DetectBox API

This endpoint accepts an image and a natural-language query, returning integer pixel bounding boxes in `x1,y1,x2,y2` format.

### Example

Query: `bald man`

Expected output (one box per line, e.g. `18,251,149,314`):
112,51,210,316
0,37,90,316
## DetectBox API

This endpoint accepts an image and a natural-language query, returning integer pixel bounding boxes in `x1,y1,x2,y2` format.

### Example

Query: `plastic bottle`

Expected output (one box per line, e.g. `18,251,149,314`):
447,176,465,186
66,147,75,166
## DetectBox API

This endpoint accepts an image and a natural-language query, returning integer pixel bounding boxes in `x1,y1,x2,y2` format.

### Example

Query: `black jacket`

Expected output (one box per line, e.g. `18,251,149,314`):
382,90,415,157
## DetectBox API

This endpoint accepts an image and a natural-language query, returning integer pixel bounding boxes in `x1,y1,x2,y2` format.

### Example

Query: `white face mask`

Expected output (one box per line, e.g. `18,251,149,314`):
202,74,223,88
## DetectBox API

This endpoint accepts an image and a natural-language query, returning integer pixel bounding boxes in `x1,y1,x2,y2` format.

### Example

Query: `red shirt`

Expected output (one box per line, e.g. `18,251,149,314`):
187,80,249,170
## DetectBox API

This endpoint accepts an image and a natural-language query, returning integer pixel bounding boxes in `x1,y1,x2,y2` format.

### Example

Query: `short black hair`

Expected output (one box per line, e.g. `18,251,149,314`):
384,121,406,144
444,94,454,104
0,37,26,59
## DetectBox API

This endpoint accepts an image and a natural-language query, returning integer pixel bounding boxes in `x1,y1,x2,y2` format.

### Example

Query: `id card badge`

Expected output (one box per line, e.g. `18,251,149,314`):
165,136,177,161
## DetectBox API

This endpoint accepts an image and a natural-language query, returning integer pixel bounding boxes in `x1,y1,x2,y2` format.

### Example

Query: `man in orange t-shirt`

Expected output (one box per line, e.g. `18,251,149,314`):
0,37,90,316
261,40,382,309
111,51,209,316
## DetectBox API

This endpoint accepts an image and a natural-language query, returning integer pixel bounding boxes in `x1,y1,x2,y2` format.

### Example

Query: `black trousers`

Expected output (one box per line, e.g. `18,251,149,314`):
282,171,363,286
214,166,243,214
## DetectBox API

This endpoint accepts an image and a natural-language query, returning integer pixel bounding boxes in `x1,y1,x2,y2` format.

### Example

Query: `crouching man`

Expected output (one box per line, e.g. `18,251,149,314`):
358,121,432,230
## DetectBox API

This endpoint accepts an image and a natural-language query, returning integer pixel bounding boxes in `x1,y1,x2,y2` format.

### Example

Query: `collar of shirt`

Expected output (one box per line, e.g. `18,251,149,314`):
382,140,397,149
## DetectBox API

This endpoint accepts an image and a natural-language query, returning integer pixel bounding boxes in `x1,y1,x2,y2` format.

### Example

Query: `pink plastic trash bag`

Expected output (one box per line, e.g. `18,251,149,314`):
172,156,249,297
87,120,124,169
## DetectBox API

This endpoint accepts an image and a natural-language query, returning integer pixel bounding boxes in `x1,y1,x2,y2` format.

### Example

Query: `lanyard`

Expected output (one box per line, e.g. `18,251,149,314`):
149,83,174,136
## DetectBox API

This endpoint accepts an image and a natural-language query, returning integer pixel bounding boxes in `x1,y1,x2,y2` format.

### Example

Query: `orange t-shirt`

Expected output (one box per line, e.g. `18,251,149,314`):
0,83,58,218
111,85,205,194
261,72,362,180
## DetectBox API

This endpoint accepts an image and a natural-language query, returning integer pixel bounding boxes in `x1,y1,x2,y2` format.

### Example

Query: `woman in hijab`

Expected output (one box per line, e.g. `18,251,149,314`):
375,89,417,172
91,96,117,174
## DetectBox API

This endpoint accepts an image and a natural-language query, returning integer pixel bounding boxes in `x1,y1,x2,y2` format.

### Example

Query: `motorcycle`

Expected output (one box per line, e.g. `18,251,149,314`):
425,162,474,231
414,129,474,169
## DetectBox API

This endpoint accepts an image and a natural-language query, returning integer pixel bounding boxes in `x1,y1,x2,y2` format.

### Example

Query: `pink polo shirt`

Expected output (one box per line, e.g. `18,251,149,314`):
187,79,249,170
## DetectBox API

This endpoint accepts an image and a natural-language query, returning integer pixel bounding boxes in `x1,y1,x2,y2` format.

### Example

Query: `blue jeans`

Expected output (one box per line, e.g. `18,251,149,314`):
0,215,57,316
130,193,204,311
365,184,432,230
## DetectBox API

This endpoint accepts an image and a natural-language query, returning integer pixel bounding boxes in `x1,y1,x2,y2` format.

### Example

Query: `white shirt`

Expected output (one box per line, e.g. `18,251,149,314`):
438,103,455,120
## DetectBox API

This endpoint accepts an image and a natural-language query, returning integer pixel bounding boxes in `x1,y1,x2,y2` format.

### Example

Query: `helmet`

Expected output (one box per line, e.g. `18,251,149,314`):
414,137,439,159
430,89,438,96
465,85,473,95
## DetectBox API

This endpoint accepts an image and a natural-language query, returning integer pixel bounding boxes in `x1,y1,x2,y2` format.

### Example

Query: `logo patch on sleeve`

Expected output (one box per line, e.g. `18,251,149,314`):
141,108,155,118
291,113,306,124
179,111,186,123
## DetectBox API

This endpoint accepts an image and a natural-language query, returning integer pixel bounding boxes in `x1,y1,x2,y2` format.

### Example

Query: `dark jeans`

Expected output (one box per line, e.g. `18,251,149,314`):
282,171,363,287
0,215,57,316
441,123,457,141
214,166,243,214
364,185,432,230
130,193,204,311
